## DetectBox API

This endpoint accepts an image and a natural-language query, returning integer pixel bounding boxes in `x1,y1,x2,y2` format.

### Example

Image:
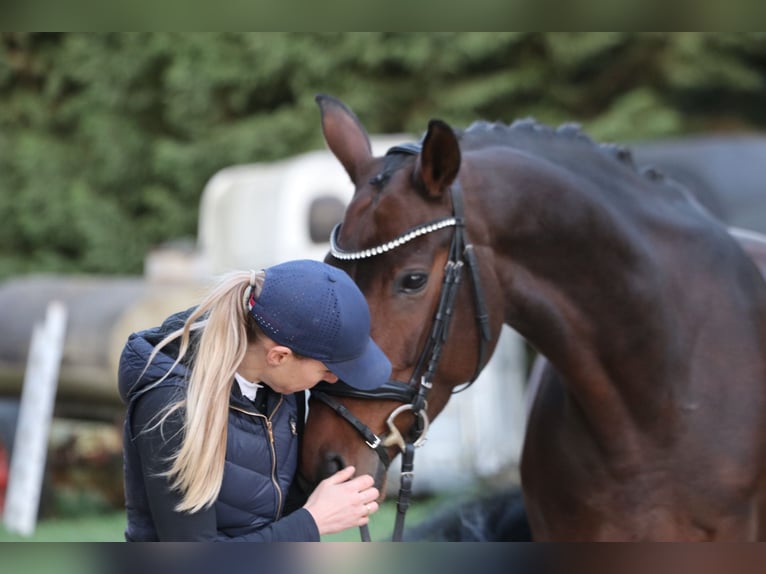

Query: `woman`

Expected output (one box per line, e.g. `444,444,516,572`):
118,259,391,541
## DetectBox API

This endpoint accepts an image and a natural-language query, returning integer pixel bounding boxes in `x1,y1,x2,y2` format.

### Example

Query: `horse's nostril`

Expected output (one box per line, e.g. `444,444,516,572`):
319,453,345,479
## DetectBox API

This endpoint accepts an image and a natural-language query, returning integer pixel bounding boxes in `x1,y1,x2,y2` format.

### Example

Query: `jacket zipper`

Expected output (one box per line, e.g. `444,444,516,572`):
230,395,285,520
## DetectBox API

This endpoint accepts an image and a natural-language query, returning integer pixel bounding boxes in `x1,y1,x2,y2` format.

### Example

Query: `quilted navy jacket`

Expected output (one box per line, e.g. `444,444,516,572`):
118,308,318,541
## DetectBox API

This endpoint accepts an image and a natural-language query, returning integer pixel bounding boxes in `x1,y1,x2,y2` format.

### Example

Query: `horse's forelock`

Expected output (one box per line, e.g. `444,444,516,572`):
369,152,415,190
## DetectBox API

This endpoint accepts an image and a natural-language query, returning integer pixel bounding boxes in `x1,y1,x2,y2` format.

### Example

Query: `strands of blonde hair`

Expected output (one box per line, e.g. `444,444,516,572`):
147,270,264,513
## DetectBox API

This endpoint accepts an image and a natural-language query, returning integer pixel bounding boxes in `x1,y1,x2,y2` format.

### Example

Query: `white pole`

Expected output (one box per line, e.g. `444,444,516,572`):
3,301,67,536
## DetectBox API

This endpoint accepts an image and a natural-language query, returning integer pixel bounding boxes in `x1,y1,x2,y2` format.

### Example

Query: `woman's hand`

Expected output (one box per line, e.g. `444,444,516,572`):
303,466,380,535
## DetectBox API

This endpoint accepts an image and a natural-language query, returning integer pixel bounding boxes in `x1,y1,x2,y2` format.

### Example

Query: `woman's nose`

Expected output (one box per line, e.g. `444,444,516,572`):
325,373,339,383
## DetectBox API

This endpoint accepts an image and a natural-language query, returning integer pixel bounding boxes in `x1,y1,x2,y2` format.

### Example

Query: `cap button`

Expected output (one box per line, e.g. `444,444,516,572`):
327,272,337,283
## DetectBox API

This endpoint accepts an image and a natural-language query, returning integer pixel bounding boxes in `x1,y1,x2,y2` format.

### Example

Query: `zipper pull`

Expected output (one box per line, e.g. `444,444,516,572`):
265,419,275,444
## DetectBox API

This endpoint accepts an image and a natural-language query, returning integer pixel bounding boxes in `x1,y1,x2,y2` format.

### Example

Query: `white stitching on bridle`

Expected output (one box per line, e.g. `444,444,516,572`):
329,217,458,261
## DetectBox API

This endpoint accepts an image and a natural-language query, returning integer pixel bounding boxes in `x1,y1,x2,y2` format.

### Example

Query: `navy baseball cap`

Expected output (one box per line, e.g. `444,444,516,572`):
248,259,391,391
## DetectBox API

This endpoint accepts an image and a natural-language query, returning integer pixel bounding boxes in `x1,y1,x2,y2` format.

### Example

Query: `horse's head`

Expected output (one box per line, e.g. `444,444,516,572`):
299,95,504,495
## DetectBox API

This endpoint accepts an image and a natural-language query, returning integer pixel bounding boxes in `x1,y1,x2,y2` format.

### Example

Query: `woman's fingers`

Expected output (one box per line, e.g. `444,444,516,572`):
345,473,376,493
326,466,378,497
304,468,383,535
324,465,356,484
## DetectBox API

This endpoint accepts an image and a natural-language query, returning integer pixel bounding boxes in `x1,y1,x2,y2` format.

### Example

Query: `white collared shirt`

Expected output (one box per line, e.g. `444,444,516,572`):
234,372,263,402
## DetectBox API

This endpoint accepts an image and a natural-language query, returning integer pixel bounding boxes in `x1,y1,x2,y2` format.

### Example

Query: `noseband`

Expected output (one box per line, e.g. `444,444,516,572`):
310,143,492,541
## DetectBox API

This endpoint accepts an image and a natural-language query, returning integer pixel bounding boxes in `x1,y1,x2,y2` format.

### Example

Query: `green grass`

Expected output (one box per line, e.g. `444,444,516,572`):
0,496,445,542
321,495,447,542
0,511,127,542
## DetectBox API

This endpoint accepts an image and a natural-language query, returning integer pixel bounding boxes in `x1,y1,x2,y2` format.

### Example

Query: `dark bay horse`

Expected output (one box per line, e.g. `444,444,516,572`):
299,94,766,541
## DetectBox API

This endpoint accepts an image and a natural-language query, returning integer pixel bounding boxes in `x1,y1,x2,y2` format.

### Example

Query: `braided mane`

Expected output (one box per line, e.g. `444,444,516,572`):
458,118,668,185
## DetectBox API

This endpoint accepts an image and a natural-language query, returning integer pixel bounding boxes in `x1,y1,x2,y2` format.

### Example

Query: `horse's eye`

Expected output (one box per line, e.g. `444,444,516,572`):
398,272,428,293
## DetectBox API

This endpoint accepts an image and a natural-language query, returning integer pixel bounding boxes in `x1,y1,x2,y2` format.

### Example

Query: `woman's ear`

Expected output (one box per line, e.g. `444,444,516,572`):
265,345,292,366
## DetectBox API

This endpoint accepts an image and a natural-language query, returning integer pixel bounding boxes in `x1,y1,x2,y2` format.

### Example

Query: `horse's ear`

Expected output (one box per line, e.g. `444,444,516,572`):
414,120,461,199
316,94,372,185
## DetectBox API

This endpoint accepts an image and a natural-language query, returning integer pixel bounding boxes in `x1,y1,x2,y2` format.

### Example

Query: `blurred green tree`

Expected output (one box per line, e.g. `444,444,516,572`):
1,32,765,278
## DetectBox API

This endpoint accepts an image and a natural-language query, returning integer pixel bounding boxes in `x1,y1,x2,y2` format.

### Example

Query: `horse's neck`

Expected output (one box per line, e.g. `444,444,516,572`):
473,156,693,426
486,172,665,365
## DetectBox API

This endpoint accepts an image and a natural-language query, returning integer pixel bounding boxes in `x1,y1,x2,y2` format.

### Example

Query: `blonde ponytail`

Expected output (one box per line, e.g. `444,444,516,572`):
148,270,264,513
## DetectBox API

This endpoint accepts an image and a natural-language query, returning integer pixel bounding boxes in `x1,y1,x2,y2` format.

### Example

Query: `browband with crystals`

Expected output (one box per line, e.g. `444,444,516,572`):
329,217,459,260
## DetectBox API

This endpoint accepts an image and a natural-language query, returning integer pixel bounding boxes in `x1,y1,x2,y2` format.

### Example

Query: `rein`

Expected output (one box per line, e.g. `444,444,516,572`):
311,144,492,541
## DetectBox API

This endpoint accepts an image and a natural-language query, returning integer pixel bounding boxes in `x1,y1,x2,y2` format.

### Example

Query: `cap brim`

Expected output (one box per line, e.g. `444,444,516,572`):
324,338,392,391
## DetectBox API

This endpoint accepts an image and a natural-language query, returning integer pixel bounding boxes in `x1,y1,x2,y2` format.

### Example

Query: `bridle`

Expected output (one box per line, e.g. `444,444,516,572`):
310,143,492,541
